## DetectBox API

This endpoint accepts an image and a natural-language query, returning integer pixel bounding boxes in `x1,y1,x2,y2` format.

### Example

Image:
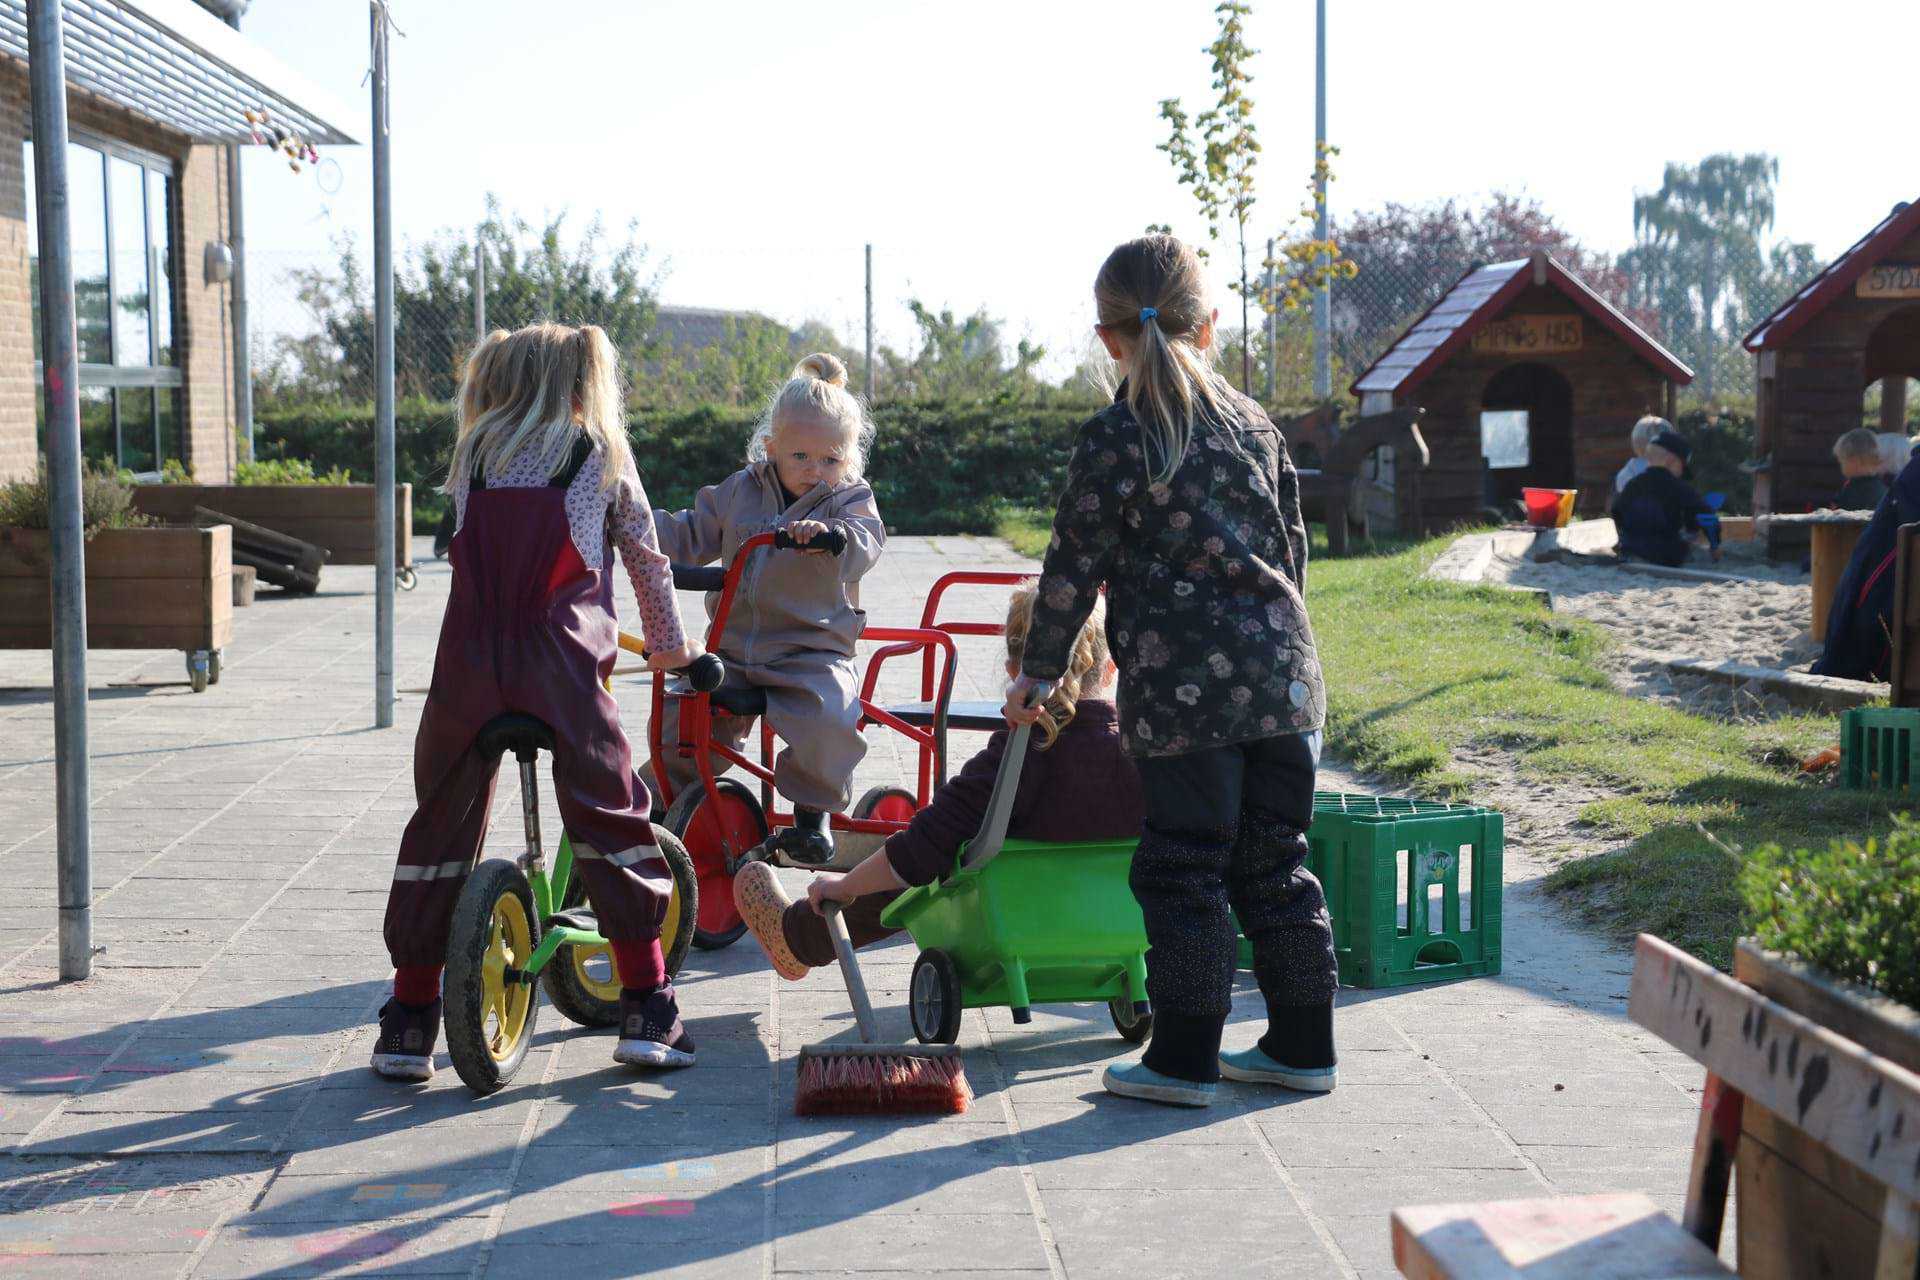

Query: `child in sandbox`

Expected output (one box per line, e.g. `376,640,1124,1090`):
1614,414,1666,494
1832,428,1892,512
646,354,886,864
1611,427,1721,567
730,584,1143,973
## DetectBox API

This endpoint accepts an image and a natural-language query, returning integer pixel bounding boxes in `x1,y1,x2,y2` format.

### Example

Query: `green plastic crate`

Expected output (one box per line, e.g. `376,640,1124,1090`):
1237,792,1504,988
1842,707,1920,793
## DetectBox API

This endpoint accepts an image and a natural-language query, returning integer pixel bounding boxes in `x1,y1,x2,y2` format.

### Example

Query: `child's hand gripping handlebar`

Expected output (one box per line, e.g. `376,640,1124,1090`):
617,632,725,691
774,524,848,555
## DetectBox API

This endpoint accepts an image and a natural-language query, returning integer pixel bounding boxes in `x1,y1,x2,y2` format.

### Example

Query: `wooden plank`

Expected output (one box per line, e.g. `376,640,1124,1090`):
1390,1193,1730,1279
0,578,217,627
1735,1109,1885,1280
1879,1196,1920,1280
1629,933,1920,1202
1681,1074,1740,1248
1736,942,1920,1075
0,624,211,650
0,527,218,580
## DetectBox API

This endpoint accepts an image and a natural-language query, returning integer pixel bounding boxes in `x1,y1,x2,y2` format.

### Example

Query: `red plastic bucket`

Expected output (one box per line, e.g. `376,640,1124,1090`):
1522,487,1577,528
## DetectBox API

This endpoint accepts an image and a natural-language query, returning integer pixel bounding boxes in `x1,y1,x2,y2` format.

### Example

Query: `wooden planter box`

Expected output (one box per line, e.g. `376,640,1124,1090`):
1734,939,1920,1277
0,525,232,654
131,484,412,568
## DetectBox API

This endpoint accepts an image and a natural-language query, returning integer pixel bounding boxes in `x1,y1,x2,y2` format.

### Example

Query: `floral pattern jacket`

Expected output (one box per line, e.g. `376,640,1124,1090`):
1022,385,1325,757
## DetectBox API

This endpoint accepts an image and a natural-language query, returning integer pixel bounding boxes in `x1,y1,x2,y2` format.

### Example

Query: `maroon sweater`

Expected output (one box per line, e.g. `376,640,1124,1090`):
883,699,1144,886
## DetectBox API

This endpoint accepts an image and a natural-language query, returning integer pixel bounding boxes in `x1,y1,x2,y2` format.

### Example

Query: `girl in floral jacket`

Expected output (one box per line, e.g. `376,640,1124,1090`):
1006,234,1338,1108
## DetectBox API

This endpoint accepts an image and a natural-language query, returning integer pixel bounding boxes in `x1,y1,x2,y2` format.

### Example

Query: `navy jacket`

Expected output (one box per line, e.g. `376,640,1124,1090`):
1813,456,1920,681
1611,468,1719,567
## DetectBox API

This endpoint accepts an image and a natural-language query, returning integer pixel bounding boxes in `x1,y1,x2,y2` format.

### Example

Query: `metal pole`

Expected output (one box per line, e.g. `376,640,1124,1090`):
863,243,874,402
472,223,486,343
371,3,395,728
1265,237,1277,402
29,0,93,981
223,12,251,462
1311,0,1331,401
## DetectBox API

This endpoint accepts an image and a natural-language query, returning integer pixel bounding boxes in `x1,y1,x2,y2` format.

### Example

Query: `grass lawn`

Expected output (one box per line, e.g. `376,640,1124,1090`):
996,507,1905,967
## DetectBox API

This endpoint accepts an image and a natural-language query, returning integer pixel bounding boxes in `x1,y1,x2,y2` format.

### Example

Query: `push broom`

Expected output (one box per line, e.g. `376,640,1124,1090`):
792,901,972,1115
792,686,1053,1115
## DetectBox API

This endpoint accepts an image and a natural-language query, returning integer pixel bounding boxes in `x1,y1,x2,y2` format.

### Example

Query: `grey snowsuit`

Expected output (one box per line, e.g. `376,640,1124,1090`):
650,462,885,812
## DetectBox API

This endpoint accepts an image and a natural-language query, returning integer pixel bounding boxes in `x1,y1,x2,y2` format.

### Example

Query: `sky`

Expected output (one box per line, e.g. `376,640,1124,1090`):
234,0,1919,378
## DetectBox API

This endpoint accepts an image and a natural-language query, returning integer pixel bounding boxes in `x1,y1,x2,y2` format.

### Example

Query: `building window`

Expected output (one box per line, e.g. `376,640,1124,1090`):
25,136,182,478
1480,409,1531,469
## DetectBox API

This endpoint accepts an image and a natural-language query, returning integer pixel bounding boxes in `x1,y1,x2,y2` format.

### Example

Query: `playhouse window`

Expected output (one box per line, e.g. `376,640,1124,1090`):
1480,410,1530,469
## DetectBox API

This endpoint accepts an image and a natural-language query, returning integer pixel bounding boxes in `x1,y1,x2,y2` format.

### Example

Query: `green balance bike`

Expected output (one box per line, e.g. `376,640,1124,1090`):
440,653,721,1095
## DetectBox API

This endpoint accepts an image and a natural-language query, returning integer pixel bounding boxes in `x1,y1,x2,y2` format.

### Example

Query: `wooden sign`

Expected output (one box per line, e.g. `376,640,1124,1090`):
1470,314,1583,356
1858,263,1920,299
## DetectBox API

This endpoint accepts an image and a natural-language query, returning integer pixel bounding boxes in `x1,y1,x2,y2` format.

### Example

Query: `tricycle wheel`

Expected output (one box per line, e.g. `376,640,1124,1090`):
444,859,540,1095
663,779,765,950
1109,997,1154,1045
910,949,964,1045
852,785,918,825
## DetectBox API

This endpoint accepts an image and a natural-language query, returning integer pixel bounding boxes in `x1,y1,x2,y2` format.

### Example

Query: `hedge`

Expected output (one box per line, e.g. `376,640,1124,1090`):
254,400,1097,534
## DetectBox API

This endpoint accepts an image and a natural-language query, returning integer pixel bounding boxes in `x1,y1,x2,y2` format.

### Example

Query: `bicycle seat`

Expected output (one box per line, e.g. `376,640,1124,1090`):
475,713,557,761
711,685,768,717
885,700,1007,732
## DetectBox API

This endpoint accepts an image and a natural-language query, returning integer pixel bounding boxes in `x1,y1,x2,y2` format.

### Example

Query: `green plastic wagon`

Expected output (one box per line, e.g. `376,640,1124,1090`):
878,720,1152,1046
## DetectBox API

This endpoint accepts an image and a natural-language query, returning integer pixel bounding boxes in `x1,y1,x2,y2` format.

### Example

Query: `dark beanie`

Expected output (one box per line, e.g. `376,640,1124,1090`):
1652,428,1692,464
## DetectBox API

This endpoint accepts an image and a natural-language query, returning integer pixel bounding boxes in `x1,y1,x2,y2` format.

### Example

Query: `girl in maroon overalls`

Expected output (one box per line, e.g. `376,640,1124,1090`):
372,322,701,1081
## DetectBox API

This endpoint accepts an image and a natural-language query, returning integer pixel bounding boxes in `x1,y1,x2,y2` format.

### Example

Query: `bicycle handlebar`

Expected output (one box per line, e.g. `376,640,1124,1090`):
773,526,847,555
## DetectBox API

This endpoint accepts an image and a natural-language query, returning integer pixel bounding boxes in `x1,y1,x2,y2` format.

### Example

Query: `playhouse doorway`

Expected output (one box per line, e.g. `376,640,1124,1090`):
1479,362,1574,513
1865,305,1920,445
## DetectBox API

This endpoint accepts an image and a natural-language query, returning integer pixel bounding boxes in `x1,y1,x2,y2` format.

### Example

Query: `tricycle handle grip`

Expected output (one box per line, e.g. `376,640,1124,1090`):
684,652,725,693
773,526,848,555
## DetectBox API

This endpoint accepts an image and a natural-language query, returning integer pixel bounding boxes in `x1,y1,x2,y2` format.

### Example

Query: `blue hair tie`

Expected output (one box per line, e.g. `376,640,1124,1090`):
1138,307,1158,323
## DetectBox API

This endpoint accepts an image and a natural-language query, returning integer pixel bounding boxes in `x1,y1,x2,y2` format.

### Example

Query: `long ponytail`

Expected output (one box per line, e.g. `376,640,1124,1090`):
1093,234,1237,484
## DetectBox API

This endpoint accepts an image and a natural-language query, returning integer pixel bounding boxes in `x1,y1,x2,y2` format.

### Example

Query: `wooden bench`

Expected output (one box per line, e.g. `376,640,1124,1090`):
1390,934,1920,1278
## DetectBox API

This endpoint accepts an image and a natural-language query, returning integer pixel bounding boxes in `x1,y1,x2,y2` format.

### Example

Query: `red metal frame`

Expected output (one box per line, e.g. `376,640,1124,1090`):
645,537,1010,869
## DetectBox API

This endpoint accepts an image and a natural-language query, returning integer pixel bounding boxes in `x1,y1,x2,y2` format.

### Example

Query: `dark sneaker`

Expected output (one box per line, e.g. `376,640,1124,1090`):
613,986,697,1068
370,998,440,1081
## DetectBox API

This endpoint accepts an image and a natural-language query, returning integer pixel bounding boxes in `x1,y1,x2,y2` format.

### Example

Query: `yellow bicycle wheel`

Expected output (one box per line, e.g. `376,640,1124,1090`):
542,828,698,1029
444,859,540,1094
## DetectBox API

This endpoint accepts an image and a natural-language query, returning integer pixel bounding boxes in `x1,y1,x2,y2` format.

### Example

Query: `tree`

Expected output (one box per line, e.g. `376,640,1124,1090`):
1335,192,1639,376
259,197,662,405
876,301,1048,404
1256,143,1357,401
1160,1,1261,391
1622,154,1791,400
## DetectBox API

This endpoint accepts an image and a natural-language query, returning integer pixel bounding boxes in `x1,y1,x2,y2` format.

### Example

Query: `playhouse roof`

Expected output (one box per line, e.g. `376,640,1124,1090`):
1744,200,1920,352
1350,251,1693,399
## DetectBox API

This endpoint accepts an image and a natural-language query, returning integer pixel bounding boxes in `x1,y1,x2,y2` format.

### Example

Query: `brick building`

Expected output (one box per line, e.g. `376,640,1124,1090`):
0,0,352,484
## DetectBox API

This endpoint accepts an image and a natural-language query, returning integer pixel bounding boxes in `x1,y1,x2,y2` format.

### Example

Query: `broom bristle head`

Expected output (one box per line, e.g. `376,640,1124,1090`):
793,1048,972,1116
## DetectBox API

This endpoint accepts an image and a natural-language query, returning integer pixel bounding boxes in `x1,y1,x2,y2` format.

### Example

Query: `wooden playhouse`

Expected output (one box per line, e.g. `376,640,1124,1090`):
1744,199,1920,518
1351,251,1694,534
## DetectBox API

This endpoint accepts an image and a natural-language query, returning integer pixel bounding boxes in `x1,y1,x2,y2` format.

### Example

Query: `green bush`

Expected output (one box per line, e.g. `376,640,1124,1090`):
0,459,149,534
1739,817,1920,1008
234,458,353,486
255,400,1095,535
1675,407,1754,516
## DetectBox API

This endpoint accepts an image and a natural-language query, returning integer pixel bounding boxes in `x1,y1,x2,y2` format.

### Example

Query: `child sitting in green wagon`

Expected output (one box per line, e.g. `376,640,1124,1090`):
731,584,1142,972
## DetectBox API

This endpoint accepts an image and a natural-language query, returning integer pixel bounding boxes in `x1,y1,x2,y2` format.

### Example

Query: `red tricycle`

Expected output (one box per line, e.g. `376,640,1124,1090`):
646,528,1028,949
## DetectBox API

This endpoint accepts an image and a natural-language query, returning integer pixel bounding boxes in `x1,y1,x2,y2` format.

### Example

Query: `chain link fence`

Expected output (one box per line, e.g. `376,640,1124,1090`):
245,237,1826,416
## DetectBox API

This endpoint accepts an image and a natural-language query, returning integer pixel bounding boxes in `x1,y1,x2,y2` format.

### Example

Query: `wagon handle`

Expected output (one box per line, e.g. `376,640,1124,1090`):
958,681,1053,875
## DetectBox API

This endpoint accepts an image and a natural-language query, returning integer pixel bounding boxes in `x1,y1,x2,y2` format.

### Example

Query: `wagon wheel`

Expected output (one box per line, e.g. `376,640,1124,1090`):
662,779,766,950
443,859,539,1095
851,785,918,826
910,949,964,1045
1108,997,1154,1045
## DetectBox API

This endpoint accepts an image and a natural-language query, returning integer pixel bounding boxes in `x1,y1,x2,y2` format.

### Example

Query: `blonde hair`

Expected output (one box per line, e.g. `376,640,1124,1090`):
1835,427,1881,464
1878,432,1914,475
1631,415,1667,456
1093,234,1238,485
446,322,631,495
746,352,874,483
1003,581,1109,750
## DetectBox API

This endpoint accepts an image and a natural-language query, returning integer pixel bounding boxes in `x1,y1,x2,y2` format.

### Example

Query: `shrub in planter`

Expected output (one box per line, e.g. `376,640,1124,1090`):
1739,815,1920,1008
0,460,150,534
